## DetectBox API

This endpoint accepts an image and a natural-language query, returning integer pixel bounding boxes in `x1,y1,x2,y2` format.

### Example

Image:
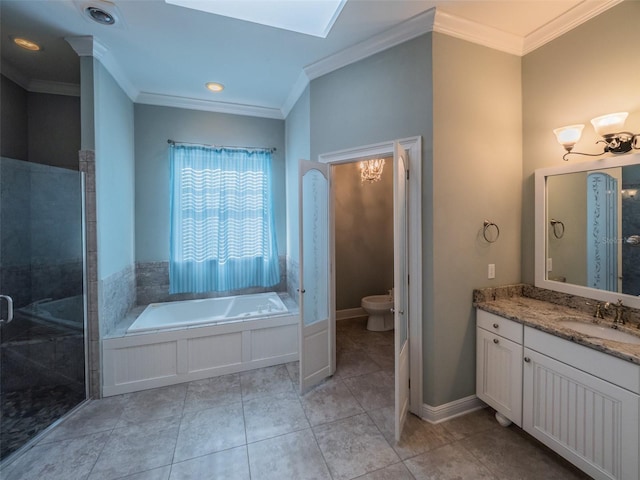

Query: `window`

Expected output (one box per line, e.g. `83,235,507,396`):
169,145,279,293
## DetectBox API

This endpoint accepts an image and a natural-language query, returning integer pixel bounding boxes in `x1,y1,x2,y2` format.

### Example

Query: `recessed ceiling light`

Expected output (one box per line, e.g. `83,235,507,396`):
12,37,42,52
85,5,116,25
205,82,224,92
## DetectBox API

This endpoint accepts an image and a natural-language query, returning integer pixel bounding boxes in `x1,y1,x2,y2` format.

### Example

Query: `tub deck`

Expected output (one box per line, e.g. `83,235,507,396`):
102,295,299,396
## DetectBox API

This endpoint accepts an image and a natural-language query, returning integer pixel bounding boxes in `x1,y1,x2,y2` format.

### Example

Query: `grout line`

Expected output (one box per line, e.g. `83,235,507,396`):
308,422,336,480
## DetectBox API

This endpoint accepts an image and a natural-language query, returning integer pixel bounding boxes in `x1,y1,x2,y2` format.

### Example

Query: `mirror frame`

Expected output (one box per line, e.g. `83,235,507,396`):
535,152,640,309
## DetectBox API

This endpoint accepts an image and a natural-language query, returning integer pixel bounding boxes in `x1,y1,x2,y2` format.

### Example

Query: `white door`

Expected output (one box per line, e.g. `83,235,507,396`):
394,142,410,441
298,160,334,393
586,171,618,292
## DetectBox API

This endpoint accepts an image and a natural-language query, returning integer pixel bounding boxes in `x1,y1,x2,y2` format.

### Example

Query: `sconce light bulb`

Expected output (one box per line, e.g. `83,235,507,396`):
553,124,584,151
591,112,628,137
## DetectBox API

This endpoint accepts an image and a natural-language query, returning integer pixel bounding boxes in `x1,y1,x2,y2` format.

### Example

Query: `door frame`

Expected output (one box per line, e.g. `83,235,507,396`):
318,136,423,415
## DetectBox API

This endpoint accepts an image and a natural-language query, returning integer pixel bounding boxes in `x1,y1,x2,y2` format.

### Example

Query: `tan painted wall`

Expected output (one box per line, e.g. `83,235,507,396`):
522,1,640,284
547,172,587,285
334,160,394,311
430,33,522,405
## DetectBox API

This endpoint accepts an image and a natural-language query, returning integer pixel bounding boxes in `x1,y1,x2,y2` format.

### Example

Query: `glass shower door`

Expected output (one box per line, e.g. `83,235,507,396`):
0,157,87,461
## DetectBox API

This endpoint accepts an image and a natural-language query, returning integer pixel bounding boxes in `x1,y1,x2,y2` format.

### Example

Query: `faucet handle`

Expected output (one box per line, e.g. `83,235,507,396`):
586,301,609,320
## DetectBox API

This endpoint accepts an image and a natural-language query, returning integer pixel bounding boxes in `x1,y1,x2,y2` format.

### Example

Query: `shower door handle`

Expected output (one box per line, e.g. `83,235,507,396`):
0,295,14,324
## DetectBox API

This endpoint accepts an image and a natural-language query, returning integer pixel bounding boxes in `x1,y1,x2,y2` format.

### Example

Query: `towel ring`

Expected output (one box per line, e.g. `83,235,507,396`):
483,220,500,243
550,219,565,239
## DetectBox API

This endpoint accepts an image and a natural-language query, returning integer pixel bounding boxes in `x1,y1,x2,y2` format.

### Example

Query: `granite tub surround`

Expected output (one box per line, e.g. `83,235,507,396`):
98,264,136,337
136,257,288,305
473,284,640,365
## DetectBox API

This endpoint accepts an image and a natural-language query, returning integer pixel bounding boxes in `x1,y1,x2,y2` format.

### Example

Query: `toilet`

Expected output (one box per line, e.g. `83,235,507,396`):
361,289,394,331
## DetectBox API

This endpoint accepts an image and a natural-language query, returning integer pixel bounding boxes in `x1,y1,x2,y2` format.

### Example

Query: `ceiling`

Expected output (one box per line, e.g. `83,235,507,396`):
0,0,621,119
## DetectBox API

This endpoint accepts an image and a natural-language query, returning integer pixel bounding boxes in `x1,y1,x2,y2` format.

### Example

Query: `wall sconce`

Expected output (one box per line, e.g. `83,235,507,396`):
554,112,640,161
360,159,385,183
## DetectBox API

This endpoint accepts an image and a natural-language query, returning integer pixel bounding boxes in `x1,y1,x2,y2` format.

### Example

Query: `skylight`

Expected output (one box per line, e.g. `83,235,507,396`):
165,0,347,38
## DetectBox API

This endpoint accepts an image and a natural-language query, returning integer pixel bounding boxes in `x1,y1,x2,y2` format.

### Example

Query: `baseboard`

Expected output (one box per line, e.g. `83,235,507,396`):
336,307,367,321
421,395,486,424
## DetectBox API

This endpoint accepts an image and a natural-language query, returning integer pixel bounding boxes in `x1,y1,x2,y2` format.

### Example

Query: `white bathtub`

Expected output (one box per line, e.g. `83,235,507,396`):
103,292,299,396
17,295,85,331
128,292,288,333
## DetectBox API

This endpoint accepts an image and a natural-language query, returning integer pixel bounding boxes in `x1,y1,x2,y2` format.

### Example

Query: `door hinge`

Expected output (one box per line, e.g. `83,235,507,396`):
406,169,410,181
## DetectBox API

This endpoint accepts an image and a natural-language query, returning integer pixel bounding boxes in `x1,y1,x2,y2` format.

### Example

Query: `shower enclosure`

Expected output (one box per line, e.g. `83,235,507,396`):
0,157,87,461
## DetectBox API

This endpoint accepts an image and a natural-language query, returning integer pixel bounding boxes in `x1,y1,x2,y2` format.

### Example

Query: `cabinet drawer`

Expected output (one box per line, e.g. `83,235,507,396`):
525,326,640,394
477,310,523,344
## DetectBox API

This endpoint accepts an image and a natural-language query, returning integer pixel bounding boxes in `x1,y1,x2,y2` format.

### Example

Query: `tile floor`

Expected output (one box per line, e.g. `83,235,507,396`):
1,317,591,479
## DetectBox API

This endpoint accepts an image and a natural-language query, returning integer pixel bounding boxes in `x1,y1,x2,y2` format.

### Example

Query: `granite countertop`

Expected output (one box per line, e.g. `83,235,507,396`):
474,285,640,366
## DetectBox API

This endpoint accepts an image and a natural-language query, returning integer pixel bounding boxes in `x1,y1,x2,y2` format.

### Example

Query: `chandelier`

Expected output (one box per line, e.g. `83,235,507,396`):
359,158,385,183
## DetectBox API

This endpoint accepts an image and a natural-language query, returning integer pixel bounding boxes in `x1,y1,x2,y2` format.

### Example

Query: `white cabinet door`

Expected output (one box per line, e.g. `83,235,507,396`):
476,327,523,427
523,347,639,480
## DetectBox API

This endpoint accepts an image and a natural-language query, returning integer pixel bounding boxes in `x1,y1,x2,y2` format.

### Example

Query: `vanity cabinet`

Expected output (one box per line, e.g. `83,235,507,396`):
477,308,640,480
523,327,639,480
476,310,523,427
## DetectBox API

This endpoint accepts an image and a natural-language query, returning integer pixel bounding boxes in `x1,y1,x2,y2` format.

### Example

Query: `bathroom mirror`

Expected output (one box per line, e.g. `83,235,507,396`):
535,152,640,309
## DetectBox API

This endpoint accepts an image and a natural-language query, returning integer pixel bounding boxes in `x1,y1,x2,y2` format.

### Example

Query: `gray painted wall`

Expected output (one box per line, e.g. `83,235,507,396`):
1,75,28,160
94,60,136,280
0,75,80,170
430,33,522,405
134,104,286,263
309,33,436,400
522,1,640,285
284,86,310,298
28,92,80,170
310,35,432,160
334,160,394,310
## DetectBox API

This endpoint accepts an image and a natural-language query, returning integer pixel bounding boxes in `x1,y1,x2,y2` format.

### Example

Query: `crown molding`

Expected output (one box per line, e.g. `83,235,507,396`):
1,61,30,90
433,10,523,56
65,35,99,57
1,61,79,96
523,0,623,55
59,3,621,120
136,92,284,120
28,80,80,97
95,51,138,101
65,35,138,101
304,8,437,81
281,71,310,118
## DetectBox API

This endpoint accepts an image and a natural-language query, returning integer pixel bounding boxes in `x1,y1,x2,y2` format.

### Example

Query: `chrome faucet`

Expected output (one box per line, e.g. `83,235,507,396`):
612,299,626,328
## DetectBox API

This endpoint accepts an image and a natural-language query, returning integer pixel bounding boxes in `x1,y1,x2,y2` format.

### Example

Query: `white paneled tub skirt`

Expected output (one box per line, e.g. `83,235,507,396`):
102,293,298,396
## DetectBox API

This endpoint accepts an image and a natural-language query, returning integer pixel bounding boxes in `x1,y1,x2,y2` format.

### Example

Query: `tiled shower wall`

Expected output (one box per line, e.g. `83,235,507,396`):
79,150,100,398
0,158,83,308
136,256,288,305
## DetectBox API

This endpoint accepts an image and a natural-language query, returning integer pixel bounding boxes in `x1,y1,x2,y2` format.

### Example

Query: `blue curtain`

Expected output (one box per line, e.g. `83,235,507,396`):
169,145,280,293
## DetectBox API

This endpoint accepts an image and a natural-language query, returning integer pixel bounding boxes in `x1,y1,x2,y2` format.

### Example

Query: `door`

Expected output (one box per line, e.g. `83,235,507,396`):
586,171,619,292
393,142,410,441
298,160,334,392
0,157,87,461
